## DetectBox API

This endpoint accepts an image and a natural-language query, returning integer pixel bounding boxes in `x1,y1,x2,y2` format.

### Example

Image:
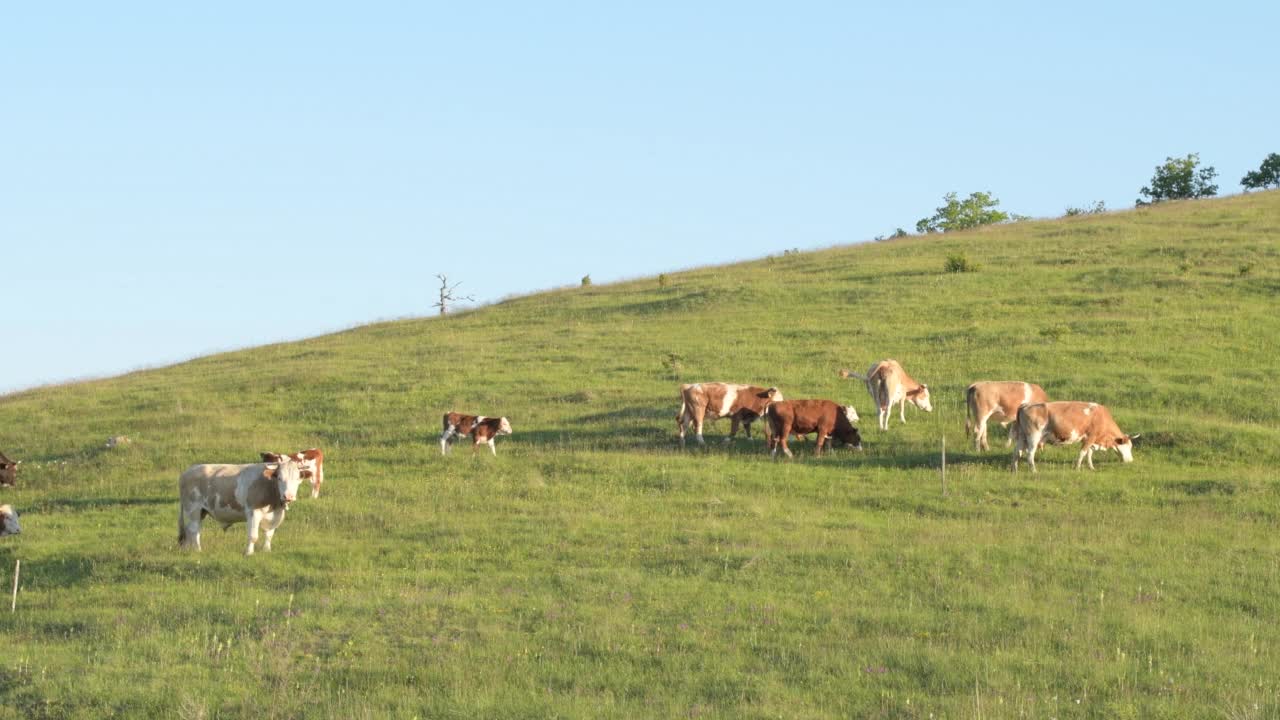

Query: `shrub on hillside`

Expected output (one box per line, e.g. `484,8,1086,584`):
944,254,978,273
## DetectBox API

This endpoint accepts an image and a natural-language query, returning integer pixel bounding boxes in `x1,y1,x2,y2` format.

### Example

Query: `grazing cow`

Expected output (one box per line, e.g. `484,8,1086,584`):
261,448,326,498
0,505,19,537
178,460,306,555
842,360,932,431
765,399,863,458
1012,401,1138,473
0,450,18,487
965,381,1050,451
676,383,783,447
440,413,513,456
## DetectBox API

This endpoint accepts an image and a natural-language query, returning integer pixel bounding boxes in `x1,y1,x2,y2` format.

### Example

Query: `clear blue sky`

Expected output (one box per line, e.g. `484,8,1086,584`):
3,1,1276,394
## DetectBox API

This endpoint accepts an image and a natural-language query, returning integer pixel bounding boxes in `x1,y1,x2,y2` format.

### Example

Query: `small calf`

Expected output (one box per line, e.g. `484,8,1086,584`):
440,412,513,456
260,448,326,498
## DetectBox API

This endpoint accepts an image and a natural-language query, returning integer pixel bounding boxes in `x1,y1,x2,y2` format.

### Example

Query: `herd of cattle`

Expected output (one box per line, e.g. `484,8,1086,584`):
0,359,1138,553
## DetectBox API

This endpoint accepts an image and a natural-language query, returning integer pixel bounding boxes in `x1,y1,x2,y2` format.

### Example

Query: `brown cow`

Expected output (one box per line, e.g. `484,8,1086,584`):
440,413,513,456
1012,401,1138,473
843,360,932,430
676,383,782,447
0,450,19,487
765,399,863,458
0,504,19,537
965,381,1050,451
261,448,326,498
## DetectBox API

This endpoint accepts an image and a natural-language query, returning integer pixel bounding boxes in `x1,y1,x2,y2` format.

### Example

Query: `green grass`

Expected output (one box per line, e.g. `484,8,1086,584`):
2,191,1279,718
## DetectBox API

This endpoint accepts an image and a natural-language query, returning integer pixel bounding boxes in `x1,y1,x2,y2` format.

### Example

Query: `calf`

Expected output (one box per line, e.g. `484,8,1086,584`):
1012,401,1137,473
843,360,932,431
0,504,19,537
676,383,782,447
440,412,513,456
0,450,19,487
261,448,326,498
965,381,1050,451
765,399,863,458
178,460,306,555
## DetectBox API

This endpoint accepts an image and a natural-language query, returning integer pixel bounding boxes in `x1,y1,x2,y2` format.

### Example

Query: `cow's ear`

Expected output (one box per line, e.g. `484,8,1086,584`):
1116,436,1128,445
262,466,277,479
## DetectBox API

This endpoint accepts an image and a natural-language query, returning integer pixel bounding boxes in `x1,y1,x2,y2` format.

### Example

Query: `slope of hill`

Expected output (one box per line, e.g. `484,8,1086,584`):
1,192,1278,718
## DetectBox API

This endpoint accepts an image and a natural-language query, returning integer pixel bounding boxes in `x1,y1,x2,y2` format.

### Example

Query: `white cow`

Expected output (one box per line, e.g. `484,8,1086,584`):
0,504,19,537
843,360,932,431
178,460,305,555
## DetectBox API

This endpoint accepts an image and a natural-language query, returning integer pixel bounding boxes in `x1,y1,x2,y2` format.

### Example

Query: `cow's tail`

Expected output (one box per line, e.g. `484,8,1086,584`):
964,384,976,435
839,368,866,381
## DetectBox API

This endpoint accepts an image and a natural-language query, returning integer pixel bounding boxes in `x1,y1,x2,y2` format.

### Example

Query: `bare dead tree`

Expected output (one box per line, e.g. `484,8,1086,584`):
432,274,475,316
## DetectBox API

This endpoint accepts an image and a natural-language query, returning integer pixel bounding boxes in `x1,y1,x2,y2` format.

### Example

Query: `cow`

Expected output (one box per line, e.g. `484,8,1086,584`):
178,459,306,555
965,381,1050,451
1012,401,1138,473
0,448,17,486
765,399,863,458
0,505,19,537
261,448,326,498
842,360,932,431
440,413,513,456
0,450,19,487
676,383,782,447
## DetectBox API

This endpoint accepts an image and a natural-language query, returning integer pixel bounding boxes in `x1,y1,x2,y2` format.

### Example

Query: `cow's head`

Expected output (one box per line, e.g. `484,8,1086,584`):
908,385,933,412
757,387,783,402
835,407,864,450
1115,434,1137,463
834,424,863,451
0,504,20,537
263,460,305,505
497,417,513,436
0,458,18,487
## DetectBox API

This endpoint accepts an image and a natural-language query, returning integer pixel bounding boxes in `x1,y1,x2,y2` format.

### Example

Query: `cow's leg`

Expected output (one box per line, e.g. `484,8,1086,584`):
742,417,754,440
179,505,203,550
726,415,741,443
262,507,287,552
440,427,454,455
488,438,497,456
899,396,908,424
245,508,265,555
814,432,828,457
693,408,707,446
677,409,688,448
779,421,794,458
978,411,999,451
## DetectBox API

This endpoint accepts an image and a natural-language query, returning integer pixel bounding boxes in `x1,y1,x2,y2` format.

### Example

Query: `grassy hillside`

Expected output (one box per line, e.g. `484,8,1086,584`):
1,192,1278,718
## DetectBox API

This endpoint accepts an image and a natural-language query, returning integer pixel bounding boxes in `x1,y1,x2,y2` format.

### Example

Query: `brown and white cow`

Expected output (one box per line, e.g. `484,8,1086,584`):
261,448,325,498
0,450,20,487
0,504,20,537
843,360,932,431
178,460,306,555
1012,401,1137,473
965,381,1050,451
440,413,513,456
765,399,863,458
676,383,782,447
